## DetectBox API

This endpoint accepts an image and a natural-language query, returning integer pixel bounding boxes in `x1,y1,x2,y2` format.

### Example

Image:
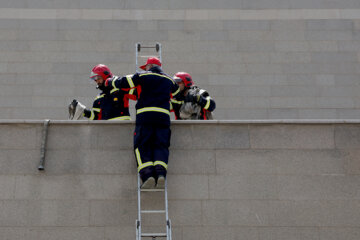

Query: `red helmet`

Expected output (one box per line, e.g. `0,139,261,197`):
90,64,113,80
173,72,194,88
140,57,162,70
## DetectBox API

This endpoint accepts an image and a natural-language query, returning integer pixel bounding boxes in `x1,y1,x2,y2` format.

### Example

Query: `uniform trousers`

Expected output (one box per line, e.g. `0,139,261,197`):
134,124,171,182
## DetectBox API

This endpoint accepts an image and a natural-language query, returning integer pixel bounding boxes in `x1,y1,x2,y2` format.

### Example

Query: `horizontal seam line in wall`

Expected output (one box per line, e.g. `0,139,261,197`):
0,9,359,20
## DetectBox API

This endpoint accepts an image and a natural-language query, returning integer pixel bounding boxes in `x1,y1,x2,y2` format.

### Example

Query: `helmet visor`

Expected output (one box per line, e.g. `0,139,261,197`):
90,75,101,81
174,77,182,83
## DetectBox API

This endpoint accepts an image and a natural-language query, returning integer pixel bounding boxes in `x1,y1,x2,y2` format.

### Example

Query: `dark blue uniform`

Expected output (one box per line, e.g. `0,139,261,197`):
106,66,180,182
171,86,216,120
84,76,137,120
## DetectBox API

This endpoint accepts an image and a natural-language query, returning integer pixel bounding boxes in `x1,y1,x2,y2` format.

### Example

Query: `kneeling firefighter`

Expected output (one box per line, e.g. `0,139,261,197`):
171,72,216,120
68,64,137,120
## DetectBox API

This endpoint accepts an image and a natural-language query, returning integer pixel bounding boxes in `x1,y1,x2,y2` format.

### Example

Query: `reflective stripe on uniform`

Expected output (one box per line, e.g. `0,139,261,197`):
170,98,183,104
139,73,175,84
138,162,154,172
135,148,154,172
172,88,180,97
89,110,95,120
95,94,105,100
108,116,131,120
154,161,168,170
129,88,135,95
126,75,135,88
92,108,100,112
110,79,119,93
111,79,117,88
135,148,142,166
137,107,170,116
204,97,211,110
126,75,136,95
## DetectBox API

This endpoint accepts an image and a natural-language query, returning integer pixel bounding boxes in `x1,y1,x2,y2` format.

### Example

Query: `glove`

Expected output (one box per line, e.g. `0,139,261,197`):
68,99,86,120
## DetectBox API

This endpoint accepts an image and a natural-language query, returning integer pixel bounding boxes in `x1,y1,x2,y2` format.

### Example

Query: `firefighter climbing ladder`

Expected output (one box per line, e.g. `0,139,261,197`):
135,42,172,240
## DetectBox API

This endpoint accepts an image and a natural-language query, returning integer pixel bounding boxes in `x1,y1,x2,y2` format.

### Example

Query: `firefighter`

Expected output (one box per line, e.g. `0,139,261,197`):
69,64,137,120
171,72,216,120
104,57,179,189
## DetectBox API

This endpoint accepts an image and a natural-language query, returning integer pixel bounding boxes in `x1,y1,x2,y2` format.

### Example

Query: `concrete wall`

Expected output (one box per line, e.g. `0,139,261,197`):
0,120,359,239
0,2,359,119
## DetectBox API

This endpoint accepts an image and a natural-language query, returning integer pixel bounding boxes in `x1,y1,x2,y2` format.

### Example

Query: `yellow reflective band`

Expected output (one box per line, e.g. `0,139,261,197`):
126,75,135,88
138,162,154,172
137,107,170,116
92,108,100,112
139,73,175,84
154,161,168,170
129,88,135,95
170,102,173,111
110,88,119,94
95,94,105,100
172,88,180,97
108,116,131,121
170,98,183,104
204,97,211,110
135,148,142,166
89,110,95,120
110,79,120,93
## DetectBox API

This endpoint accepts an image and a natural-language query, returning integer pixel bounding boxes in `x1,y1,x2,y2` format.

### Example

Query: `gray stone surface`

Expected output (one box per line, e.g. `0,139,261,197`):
1,16,359,120
27,227,106,240
335,125,360,149
1,0,360,235
90,200,136,226
209,175,278,199
105,226,134,240
258,227,319,240
169,150,216,174
319,227,360,240
182,226,258,240
0,121,359,239
250,124,334,149
268,108,299,119
216,149,346,175
168,175,209,200
278,175,360,200
1,0,360,9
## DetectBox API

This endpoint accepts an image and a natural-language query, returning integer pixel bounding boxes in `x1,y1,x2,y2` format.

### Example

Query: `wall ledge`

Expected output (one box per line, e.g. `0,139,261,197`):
1,119,360,125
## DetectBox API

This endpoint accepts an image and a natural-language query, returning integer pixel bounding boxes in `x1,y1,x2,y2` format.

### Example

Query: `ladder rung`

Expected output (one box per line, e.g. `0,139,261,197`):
141,46,157,48
141,233,167,237
141,210,166,214
140,188,165,192
139,55,159,58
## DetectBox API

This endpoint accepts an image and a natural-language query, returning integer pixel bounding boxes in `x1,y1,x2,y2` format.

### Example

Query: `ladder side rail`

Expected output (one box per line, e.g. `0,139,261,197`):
135,43,140,72
157,42,162,63
165,178,171,240
137,173,142,240
165,179,169,224
134,42,170,240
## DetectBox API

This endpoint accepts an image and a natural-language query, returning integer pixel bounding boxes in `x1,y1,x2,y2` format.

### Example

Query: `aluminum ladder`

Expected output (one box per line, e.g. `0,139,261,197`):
135,42,162,72
135,174,172,240
134,42,171,240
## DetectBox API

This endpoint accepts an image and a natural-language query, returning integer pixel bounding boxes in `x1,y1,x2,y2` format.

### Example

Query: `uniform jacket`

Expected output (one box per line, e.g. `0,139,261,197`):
171,86,216,120
84,76,137,120
105,66,180,126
